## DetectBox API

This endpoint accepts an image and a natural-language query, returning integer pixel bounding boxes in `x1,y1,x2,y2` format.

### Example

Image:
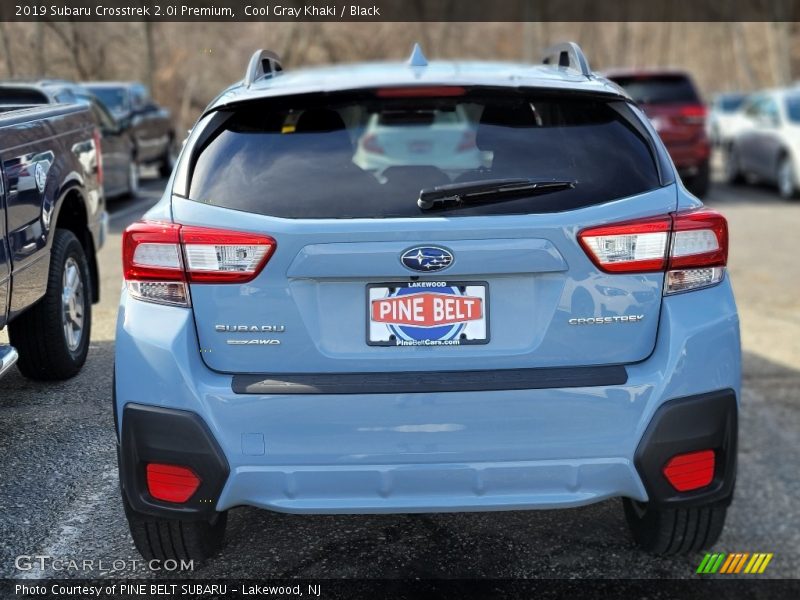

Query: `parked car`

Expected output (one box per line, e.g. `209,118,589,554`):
0,80,138,198
708,92,749,147
0,103,106,380
605,69,711,197
83,82,175,177
353,105,487,173
115,43,739,561
725,88,800,199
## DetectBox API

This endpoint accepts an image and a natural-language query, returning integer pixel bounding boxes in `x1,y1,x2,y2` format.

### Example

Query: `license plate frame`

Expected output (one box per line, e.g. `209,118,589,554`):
366,281,490,347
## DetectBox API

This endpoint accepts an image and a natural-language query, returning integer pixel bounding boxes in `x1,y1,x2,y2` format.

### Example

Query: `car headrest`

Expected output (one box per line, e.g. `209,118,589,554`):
476,104,537,151
295,108,347,133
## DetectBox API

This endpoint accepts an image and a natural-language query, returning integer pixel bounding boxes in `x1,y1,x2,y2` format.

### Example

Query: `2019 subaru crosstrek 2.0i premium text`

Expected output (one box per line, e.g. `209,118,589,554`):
114,44,740,561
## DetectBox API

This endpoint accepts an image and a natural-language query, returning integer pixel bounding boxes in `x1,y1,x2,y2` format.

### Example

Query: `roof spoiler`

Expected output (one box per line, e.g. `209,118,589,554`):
541,42,592,79
244,49,283,88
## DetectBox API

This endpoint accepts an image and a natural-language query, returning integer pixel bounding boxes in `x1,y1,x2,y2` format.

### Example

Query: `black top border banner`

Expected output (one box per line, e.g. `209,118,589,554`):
1,0,800,22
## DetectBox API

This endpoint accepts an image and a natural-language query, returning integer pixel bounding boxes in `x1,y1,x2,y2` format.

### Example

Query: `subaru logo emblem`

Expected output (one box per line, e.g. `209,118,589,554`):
400,246,454,272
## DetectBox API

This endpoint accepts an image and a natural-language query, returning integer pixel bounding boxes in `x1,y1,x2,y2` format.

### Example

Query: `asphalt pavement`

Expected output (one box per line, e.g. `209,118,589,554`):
0,169,798,580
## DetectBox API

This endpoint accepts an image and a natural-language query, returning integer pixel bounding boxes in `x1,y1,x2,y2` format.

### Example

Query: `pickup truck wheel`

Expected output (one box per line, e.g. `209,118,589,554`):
8,229,91,380
127,159,140,197
622,498,727,555
122,492,227,562
777,156,799,200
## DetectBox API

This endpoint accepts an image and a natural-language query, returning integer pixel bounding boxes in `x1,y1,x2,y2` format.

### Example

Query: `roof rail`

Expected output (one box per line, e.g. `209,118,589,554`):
244,49,283,88
541,42,592,79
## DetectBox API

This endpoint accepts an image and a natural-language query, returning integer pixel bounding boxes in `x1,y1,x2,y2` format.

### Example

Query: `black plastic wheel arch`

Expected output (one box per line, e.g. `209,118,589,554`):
119,403,229,520
634,389,737,508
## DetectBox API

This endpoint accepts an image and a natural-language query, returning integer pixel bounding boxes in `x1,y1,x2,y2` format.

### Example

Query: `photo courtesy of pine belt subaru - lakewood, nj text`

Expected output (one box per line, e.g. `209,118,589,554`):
115,43,740,561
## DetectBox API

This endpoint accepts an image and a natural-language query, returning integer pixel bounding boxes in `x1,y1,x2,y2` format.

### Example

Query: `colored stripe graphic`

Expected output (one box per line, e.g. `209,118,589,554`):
733,553,749,573
699,552,773,574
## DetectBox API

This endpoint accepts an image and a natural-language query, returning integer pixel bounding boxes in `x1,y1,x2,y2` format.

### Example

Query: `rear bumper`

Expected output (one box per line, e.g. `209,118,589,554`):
115,278,740,516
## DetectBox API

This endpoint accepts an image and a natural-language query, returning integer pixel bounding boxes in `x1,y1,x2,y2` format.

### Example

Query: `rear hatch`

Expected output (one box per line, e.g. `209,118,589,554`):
173,88,676,374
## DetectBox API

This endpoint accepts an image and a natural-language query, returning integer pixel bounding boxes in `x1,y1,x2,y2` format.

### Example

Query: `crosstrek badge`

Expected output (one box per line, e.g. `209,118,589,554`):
372,292,483,327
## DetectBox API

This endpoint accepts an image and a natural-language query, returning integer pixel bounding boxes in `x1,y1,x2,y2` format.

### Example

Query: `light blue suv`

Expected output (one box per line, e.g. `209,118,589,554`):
115,43,740,561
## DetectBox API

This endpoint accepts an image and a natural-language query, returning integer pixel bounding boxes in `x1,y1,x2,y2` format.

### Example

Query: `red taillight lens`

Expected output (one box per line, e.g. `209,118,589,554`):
678,104,707,124
578,215,672,273
662,450,715,492
181,225,276,283
122,221,277,305
578,209,728,294
93,128,103,187
375,86,465,98
146,463,200,503
669,210,727,269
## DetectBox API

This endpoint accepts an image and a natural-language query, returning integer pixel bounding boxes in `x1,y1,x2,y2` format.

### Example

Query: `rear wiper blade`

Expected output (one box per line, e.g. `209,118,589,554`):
417,178,576,211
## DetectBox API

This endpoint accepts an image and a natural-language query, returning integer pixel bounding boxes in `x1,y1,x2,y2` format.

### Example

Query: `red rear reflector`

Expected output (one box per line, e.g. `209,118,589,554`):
662,450,715,492
146,463,201,503
376,86,466,98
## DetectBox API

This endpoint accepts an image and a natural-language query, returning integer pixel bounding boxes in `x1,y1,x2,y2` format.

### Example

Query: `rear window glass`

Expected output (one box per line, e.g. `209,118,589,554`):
611,75,700,105
0,88,49,105
716,94,746,112
187,92,661,219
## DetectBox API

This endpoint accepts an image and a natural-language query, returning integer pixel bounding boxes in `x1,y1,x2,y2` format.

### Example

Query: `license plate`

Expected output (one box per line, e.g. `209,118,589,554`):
367,282,489,346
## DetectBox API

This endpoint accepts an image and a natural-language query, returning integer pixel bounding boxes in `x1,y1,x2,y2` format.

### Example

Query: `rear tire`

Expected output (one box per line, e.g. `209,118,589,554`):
777,155,799,200
127,158,140,198
158,137,175,178
8,229,91,380
685,161,710,197
725,146,745,185
623,498,727,555
122,492,227,562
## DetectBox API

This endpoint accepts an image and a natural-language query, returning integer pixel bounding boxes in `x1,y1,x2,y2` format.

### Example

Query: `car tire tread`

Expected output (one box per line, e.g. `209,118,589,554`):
623,498,727,555
123,492,227,562
8,229,91,380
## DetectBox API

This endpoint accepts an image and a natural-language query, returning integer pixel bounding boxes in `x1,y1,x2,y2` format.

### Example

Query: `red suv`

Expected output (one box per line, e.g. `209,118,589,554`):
606,69,710,197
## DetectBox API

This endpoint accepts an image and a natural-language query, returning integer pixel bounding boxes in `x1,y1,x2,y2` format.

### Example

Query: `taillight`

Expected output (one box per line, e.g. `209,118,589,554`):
662,450,715,492
375,86,466,98
678,104,707,125
578,209,728,294
122,220,276,306
146,463,201,503
92,128,103,187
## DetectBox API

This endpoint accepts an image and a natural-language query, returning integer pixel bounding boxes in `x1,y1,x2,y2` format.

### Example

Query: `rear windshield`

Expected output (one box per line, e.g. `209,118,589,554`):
0,88,49,105
611,75,700,105
187,91,661,219
86,86,128,113
716,94,746,112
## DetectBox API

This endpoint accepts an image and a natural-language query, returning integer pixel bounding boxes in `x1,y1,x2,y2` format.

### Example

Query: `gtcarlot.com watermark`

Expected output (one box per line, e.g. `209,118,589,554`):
15,554,194,574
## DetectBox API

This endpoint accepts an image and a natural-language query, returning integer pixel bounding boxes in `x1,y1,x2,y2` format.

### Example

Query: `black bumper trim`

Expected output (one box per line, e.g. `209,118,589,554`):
232,365,628,395
634,389,737,508
120,403,229,520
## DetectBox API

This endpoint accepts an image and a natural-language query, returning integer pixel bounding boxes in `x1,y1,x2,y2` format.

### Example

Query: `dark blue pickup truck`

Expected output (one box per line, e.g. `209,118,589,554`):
1,103,106,380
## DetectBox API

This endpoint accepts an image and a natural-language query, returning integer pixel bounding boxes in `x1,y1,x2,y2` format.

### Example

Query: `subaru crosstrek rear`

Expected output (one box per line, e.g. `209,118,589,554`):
115,43,740,561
